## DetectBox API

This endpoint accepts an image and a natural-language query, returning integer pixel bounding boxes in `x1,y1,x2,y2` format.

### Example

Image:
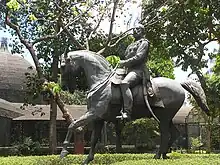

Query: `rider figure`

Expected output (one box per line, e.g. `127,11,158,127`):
117,24,153,120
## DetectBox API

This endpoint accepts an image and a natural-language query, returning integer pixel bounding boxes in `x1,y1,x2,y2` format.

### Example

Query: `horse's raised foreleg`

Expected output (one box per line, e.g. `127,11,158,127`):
60,112,97,158
82,119,104,165
154,121,170,159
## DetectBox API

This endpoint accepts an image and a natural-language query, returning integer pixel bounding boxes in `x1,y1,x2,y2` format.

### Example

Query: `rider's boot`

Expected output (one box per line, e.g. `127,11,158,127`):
116,83,133,121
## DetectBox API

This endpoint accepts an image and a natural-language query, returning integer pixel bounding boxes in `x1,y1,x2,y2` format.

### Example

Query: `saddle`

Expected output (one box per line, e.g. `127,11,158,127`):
110,68,165,108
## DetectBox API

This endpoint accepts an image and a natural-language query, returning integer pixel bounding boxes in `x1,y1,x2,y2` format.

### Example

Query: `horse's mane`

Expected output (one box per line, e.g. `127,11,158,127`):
71,50,112,72
93,53,112,71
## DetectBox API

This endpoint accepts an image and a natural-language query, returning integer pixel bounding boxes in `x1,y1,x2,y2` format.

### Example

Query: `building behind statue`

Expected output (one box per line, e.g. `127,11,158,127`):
0,37,34,146
0,37,87,150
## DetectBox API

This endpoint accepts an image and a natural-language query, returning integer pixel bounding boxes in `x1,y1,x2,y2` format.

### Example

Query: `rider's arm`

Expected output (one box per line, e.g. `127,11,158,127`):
121,40,149,67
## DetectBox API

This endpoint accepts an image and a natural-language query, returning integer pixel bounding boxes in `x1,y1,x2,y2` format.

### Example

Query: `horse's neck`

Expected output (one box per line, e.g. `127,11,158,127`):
80,61,110,90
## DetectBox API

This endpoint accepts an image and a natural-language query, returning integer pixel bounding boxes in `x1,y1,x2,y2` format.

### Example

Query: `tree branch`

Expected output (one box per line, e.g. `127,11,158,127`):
140,0,170,23
86,7,107,50
111,27,134,41
106,0,119,45
59,0,99,35
203,38,218,46
109,33,130,48
61,22,85,49
32,34,58,45
5,13,44,78
97,28,133,55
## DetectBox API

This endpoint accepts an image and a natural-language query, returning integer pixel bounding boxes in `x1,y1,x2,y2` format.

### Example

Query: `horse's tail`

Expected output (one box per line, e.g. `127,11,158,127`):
181,80,210,116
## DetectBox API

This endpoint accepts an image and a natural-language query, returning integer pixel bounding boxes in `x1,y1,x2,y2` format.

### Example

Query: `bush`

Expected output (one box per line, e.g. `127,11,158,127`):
60,90,87,105
122,118,159,150
190,137,203,153
10,137,41,156
0,153,220,165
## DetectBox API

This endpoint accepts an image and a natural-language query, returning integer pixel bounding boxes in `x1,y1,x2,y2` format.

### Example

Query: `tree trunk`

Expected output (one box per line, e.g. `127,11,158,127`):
49,55,59,154
49,99,57,154
206,117,211,153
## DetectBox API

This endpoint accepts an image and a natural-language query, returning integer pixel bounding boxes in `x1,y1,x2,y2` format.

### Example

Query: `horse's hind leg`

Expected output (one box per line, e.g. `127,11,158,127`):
154,120,170,159
83,119,104,165
60,112,97,158
167,121,180,152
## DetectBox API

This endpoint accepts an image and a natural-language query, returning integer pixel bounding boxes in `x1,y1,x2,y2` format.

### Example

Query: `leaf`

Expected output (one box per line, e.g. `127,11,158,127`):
29,14,37,21
52,86,61,94
7,0,20,11
106,55,121,68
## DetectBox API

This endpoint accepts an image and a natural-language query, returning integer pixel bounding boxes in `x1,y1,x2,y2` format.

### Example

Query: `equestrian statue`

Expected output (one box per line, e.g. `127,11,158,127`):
60,25,210,165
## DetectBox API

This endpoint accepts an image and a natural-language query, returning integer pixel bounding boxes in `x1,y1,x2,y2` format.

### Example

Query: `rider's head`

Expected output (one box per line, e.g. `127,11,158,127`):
133,24,145,40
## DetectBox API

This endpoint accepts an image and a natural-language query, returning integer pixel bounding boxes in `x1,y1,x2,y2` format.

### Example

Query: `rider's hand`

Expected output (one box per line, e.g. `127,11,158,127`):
119,60,126,67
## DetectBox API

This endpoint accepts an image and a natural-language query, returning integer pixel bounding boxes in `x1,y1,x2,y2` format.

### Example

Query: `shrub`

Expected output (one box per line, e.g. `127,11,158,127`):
190,137,203,153
10,137,41,156
0,153,220,165
122,118,159,150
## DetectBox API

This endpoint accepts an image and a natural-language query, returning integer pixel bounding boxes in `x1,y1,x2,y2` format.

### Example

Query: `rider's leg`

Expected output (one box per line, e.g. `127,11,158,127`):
117,71,141,120
119,82,133,119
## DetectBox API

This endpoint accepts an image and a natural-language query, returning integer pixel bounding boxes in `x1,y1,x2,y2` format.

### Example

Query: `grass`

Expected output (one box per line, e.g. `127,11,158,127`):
0,153,219,165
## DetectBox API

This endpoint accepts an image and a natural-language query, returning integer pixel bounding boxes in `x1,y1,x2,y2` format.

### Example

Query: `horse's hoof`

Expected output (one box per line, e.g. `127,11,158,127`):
60,150,69,158
153,154,161,159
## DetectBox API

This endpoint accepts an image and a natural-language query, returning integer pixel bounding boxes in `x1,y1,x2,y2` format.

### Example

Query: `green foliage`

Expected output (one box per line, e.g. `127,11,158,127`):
29,14,37,21
60,90,87,105
24,70,43,105
7,0,20,11
148,47,175,79
213,54,220,74
142,0,219,72
190,137,203,153
122,118,159,149
106,55,120,68
206,74,220,118
43,82,61,95
10,137,41,156
0,154,220,165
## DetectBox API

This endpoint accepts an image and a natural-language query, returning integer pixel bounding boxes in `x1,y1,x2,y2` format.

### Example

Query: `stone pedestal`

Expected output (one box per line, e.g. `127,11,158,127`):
74,130,84,154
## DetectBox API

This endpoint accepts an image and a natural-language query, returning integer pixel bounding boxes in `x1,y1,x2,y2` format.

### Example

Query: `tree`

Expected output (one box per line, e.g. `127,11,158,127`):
189,52,220,151
142,0,219,86
2,0,138,154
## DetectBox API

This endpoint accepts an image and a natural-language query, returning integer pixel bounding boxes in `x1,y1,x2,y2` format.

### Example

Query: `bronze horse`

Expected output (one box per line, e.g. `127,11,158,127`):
60,50,209,165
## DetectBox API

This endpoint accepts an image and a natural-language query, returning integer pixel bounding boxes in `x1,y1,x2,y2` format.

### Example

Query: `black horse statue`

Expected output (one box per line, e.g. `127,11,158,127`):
60,50,209,164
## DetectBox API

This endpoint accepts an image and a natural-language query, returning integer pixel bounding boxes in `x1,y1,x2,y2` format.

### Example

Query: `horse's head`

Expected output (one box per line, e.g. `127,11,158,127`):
60,53,80,93
65,50,112,90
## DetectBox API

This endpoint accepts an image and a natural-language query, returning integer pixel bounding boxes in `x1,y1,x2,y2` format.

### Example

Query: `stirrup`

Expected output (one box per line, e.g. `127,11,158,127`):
148,88,154,97
116,112,130,120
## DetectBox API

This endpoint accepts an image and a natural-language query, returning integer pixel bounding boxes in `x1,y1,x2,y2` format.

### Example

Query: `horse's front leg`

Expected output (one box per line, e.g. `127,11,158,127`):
82,119,104,165
115,120,123,153
60,112,97,158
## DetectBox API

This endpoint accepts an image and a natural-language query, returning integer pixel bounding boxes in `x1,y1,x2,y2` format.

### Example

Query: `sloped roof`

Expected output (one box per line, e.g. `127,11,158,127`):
0,94,192,123
12,103,192,123
0,98,23,118
0,51,33,90
12,103,87,121
0,50,35,102
173,104,193,124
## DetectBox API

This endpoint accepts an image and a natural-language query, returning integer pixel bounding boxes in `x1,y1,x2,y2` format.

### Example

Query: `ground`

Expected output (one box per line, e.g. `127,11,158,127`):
0,153,220,165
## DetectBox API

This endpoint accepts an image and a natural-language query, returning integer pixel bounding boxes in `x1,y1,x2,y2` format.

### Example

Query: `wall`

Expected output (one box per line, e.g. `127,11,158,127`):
0,116,11,146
